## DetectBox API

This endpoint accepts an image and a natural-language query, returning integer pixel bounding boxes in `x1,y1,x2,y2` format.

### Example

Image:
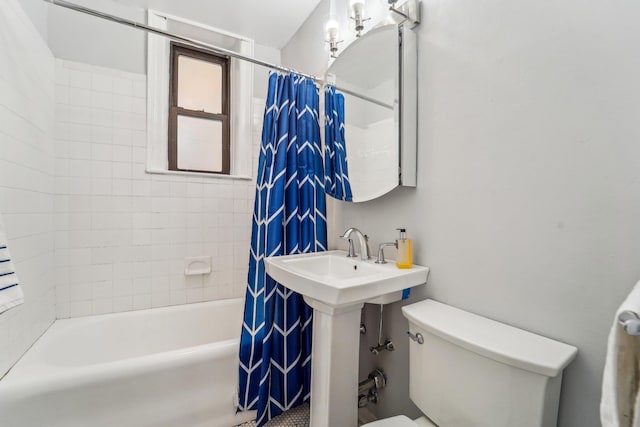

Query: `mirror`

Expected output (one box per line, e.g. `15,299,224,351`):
324,24,417,203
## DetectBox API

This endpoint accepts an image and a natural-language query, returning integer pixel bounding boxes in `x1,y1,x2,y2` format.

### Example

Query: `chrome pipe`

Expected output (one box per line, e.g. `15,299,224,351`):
337,87,394,110
378,304,384,346
43,0,394,110
358,369,386,394
44,0,314,78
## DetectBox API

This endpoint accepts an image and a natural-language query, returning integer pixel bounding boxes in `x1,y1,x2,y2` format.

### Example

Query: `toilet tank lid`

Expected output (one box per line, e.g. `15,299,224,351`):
401,299,578,377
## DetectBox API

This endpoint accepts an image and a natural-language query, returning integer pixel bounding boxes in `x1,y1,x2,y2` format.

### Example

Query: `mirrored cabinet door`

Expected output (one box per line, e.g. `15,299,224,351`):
325,24,417,203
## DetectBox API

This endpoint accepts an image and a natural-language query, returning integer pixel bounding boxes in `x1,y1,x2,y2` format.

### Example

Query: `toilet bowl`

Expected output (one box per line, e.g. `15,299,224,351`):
364,299,577,427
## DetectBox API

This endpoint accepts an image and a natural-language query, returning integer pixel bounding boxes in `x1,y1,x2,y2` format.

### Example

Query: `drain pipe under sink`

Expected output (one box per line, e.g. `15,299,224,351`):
358,369,387,407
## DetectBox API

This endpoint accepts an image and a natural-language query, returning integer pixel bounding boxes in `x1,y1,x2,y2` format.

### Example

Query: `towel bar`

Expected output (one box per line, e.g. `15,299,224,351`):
618,311,640,335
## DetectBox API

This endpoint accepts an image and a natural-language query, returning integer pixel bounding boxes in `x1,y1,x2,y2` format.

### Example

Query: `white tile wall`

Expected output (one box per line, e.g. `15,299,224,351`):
0,0,56,377
54,59,260,318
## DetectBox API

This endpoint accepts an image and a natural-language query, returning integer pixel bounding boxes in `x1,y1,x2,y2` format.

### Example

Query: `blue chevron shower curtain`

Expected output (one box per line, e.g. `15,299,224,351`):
324,85,353,201
238,72,327,426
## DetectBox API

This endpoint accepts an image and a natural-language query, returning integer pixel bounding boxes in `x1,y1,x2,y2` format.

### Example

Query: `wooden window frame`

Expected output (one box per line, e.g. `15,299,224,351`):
168,42,231,174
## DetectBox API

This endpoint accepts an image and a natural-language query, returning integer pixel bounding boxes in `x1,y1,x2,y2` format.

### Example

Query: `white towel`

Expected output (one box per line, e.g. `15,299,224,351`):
0,217,23,314
601,281,640,427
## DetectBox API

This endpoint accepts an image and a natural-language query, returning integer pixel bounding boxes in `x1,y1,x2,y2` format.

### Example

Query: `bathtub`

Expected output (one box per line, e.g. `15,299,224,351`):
0,298,256,427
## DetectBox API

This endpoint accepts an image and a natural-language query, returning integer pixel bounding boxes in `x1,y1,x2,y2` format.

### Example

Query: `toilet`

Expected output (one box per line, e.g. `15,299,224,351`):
365,299,578,427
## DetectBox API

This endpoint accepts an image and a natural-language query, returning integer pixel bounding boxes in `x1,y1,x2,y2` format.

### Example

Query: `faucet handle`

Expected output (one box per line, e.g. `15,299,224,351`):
375,242,398,264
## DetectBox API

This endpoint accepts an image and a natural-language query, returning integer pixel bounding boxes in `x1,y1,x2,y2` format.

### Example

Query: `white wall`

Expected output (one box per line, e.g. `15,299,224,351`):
283,1,640,426
38,0,280,319
281,1,329,77
54,59,261,318
0,0,56,377
45,0,282,99
47,0,147,74
17,0,48,42
10,0,280,323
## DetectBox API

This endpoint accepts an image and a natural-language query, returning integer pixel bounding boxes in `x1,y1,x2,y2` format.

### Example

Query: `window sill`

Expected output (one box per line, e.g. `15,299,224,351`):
145,168,253,181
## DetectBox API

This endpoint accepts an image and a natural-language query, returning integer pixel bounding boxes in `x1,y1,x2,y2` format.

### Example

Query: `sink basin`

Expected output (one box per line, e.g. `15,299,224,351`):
264,250,429,308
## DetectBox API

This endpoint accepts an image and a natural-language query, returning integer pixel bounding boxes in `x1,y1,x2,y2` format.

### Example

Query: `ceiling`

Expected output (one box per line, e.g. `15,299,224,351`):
108,0,322,48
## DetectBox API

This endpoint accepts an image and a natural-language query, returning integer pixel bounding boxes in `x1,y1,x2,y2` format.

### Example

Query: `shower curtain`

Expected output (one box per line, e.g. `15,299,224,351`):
324,85,353,201
238,72,327,426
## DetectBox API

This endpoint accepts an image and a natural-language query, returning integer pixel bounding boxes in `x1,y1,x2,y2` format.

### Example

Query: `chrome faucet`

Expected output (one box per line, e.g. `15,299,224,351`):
340,228,371,260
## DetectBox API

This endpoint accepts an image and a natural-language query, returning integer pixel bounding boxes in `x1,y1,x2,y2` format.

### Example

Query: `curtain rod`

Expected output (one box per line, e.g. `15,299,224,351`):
43,0,394,110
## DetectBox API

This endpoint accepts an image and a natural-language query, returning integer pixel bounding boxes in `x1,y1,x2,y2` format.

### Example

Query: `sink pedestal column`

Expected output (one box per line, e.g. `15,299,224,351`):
304,298,363,427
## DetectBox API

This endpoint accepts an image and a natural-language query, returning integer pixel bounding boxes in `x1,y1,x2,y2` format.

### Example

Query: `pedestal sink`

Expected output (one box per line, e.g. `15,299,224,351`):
265,250,429,427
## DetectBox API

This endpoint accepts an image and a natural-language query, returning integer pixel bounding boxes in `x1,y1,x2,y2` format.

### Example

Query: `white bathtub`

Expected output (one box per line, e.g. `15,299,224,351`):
0,299,256,427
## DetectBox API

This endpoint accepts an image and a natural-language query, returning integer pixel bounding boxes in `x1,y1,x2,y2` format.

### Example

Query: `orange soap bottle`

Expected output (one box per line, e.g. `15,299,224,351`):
396,228,413,269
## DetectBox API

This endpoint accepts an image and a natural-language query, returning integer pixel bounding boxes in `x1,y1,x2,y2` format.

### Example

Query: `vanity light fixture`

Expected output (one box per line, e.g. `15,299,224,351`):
349,0,370,37
326,0,420,59
385,0,421,28
325,19,343,57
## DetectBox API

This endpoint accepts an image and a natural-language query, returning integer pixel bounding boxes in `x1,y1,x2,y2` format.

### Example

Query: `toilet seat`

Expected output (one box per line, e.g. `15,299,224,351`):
363,415,437,427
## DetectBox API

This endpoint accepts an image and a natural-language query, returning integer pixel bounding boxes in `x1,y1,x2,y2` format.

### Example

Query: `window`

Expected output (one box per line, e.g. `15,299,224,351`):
147,11,253,179
168,43,230,174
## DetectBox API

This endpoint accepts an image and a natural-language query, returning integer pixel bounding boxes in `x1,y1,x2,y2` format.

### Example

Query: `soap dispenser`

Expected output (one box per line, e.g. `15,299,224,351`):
396,228,413,269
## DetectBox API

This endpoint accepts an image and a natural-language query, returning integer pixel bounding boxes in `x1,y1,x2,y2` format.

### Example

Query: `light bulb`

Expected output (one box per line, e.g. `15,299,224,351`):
350,0,365,12
349,0,366,35
351,1,364,21
325,19,339,39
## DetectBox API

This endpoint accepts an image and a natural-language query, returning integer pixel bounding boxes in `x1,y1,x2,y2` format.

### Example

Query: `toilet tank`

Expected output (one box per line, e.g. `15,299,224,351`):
401,300,577,427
